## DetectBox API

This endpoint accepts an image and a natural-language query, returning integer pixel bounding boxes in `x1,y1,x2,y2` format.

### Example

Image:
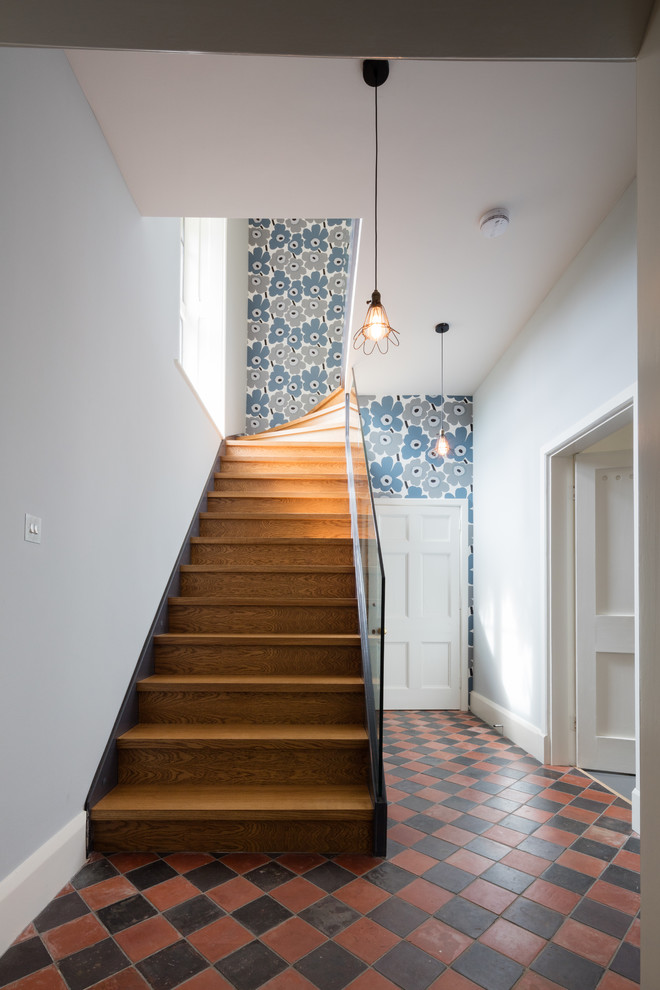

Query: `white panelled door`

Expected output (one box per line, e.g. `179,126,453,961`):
575,451,635,773
376,500,467,710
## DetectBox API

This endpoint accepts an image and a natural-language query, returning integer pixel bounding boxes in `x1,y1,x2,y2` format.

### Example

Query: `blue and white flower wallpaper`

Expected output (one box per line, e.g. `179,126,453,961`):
362,394,474,662
245,218,352,433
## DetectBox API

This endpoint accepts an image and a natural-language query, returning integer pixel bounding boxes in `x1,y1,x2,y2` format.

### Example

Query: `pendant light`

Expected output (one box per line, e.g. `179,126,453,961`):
434,323,450,457
353,59,399,356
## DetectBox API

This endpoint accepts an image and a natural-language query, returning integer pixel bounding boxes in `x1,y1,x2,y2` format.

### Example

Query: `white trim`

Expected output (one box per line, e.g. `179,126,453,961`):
470,691,549,763
632,787,640,835
0,812,87,956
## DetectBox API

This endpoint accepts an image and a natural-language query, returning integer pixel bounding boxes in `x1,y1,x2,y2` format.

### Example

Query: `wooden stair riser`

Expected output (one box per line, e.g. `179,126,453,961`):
213,475,349,494
179,568,355,599
91,818,372,854
219,458,346,476
199,515,351,539
189,539,355,566
118,743,370,787
138,690,365,724
223,441,344,458
206,493,350,514
154,642,362,676
167,601,359,634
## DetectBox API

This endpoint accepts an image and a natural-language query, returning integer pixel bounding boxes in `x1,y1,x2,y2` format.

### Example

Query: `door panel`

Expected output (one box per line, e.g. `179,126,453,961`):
377,500,467,710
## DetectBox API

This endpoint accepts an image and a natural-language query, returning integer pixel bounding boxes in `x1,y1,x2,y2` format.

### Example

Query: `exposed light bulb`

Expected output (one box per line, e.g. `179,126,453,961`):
354,290,400,354
435,431,450,458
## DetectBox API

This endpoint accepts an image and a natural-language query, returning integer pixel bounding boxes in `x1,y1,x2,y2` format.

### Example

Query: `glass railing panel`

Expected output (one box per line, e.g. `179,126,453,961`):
345,371,386,801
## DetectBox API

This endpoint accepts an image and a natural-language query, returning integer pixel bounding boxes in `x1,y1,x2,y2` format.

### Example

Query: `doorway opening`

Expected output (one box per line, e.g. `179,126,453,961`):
545,390,639,828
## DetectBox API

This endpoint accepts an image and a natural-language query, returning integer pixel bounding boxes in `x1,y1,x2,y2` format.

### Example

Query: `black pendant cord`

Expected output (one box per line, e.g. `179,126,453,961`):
440,331,444,434
374,80,379,292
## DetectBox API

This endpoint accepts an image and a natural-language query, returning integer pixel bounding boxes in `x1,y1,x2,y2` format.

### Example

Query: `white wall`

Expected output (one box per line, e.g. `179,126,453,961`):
637,3,660,981
472,184,637,734
224,219,249,437
0,48,220,948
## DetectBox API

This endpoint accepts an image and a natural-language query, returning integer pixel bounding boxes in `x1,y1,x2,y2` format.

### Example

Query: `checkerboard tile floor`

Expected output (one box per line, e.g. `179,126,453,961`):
0,712,640,990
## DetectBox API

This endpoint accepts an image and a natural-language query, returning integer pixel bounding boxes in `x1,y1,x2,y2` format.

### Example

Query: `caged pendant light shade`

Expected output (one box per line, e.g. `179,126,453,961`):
353,59,399,356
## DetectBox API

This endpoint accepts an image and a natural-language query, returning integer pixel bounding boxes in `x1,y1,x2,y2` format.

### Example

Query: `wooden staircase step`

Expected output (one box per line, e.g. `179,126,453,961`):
117,724,370,787
213,473,349,494
138,674,364,691
153,632,362,675
179,564,355,598
90,784,373,853
189,536,354,566
206,492,349,514
167,596,359,634
224,440,345,457
219,458,347,476
199,512,351,538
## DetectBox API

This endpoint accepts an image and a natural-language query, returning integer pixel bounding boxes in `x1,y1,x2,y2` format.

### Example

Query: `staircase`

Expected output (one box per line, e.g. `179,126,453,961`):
90,398,376,854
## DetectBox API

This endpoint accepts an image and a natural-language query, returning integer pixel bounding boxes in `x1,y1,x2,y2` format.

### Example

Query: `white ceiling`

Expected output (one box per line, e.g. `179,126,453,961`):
66,51,636,395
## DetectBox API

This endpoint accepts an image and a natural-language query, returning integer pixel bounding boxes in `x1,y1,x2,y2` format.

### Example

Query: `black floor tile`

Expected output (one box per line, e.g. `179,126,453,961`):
405,813,448,835
571,837,618,862
368,898,428,936
601,863,641,892
453,942,523,990
184,860,236,890
412,835,460,861
232,894,292,936
136,941,208,990
58,938,130,990
510,780,544,796
244,862,296,892
163,894,224,936
472,780,508,795
625,836,641,854
442,796,478,813
295,941,367,990
548,814,589,836
398,796,435,813
542,863,594,895
395,779,427,794
465,836,511,861
33,891,90,933
436,896,497,938
610,941,641,982
502,897,563,939
422,861,474,893
484,797,521,814
0,936,51,985
374,941,445,990
126,859,178,890
531,943,604,990
364,862,416,893
517,836,565,861
527,796,566,814
596,815,632,836
216,940,287,990
451,813,491,835
299,895,360,937
304,861,355,893
498,813,540,835
98,893,158,934
71,858,119,889
549,781,584,796
571,797,610,813
571,899,635,938
481,862,535,894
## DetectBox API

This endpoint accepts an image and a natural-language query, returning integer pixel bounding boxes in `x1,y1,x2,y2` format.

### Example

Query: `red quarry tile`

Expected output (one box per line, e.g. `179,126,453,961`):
275,853,327,874
14,923,38,943
461,878,518,914
87,971,149,990
334,877,390,913
387,804,416,823
468,804,508,824
587,880,640,915
501,849,552,876
3,966,69,989
445,849,494,877
532,824,575,847
178,971,235,990
114,915,180,963
261,971,318,990
416,787,456,802
387,823,427,846
333,853,383,876
343,970,399,990
163,853,215,873
207,876,263,912
556,849,606,878
603,804,633,823
391,849,438,876
217,853,269,874
514,805,554,824
511,971,569,990
385,786,409,803
434,824,475,847
144,875,200,911
403,761,432,772
537,787,574,805
107,853,158,874
41,913,107,960
582,825,628,849
424,805,462,824
408,918,472,963
626,916,641,946
446,773,477,785
455,788,489,805
597,974,641,990
261,916,326,962
397,878,454,913
558,804,600,824
479,917,546,966
559,772,589,787
482,824,528,847
429,970,483,989
335,916,400,963
268,877,325,912
409,773,440,786
582,788,616,804
553,918,619,966
187,916,252,963
55,884,75,898
613,849,640,873
79,875,138,910
524,878,581,914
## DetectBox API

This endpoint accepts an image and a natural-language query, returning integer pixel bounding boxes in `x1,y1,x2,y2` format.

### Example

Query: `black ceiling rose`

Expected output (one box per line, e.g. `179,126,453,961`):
363,59,389,88
435,322,450,334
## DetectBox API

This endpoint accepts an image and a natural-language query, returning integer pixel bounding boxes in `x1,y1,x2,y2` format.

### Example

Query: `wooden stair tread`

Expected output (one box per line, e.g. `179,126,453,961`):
154,633,361,645
180,564,354,574
168,596,357,606
208,492,347,499
190,536,353,545
200,511,350,520
92,784,373,818
120,724,368,744
138,674,363,691
215,472,348,481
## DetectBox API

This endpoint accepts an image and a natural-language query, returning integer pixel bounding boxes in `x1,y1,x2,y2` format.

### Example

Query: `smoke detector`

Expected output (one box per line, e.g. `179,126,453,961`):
480,208,510,239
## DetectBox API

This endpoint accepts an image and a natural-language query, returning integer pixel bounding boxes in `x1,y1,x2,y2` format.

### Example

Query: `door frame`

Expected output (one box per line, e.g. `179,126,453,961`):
543,386,639,825
375,497,470,712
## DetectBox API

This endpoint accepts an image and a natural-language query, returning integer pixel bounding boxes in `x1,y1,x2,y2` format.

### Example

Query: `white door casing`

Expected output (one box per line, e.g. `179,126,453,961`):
575,451,635,772
376,499,468,711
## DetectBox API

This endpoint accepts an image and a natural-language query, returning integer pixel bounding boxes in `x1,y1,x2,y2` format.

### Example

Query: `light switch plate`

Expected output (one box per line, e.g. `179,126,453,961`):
25,513,42,544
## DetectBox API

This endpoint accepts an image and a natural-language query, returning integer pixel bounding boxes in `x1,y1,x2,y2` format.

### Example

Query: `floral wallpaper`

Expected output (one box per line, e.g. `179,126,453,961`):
362,394,474,663
245,218,352,433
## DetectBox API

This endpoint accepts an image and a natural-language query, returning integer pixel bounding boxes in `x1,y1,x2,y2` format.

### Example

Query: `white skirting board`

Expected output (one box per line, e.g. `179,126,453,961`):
470,691,549,764
0,811,87,956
